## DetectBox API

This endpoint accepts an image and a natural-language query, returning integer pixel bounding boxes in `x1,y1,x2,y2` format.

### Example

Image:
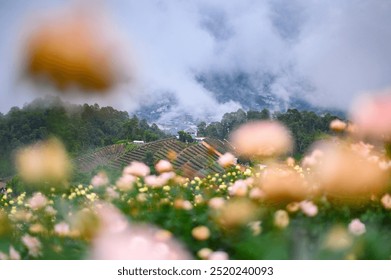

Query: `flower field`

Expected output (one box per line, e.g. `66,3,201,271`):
1,120,391,260
1,0,391,263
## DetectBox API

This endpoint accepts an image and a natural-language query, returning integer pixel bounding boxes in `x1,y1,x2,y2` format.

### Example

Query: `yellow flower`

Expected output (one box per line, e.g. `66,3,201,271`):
244,169,252,176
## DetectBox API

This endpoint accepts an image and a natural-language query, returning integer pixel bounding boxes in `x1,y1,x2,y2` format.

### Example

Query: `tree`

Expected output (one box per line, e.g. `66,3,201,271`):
247,109,270,120
178,131,194,143
197,122,207,137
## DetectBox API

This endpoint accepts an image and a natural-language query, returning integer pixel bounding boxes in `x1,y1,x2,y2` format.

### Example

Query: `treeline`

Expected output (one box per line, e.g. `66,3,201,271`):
0,97,166,177
197,108,341,157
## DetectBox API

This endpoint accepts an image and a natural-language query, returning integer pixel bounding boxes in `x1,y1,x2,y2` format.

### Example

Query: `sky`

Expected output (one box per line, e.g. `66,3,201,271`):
0,0,391,119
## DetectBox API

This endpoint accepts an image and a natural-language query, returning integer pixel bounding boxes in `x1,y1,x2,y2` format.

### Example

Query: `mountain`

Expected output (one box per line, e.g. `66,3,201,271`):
136,71,344,134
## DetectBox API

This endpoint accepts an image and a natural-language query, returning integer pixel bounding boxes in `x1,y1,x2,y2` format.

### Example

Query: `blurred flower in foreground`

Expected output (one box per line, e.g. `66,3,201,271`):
54,222,71,237
90,203,191,259
208,251,229,260
144,172,175,188
22,7,131,92
299,201,318,217
381,194,391,209
228,179,248,197
308,141,389,202
274,210,289,229
191,226,210,241
208,197,225,210
350,92,391,140
0,246,21,260
215,199,258,228
330,119,347,132
197,248,213,260
229,121,293,159
27,192,48,210
15,138,71,185
257,164,309,204
123,161,150,177
155,160,173,173
324,226,353,251
91,172,109,188
22,234,42,258
348,219,366,236
116,174,136,191
218,152,236,168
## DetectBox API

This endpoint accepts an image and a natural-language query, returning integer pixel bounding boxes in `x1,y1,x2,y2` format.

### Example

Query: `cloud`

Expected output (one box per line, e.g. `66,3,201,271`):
0,0,391,118
293,0,391,108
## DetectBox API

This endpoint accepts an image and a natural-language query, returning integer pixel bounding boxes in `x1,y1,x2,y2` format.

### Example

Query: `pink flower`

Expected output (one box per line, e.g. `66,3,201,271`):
302,149,324,169
174,199,193,210
230,121,293,158
208,251,229,260
299,201,318,217
106,187,119,200
217,153,236,168
144,175,162,187
208,197,225,210
228,180,248,197
90,204,191,260
9,246,21,260
350,92,391,140
28,193,48,210
123,161,150,177
0,246,21,260
22,234,41,257
155,160,173,173
116,174,136,191
54,222,70,236
91,172,109,188
144,172,175,188
348,219,366,236
381,194,391,209
249,188,264,200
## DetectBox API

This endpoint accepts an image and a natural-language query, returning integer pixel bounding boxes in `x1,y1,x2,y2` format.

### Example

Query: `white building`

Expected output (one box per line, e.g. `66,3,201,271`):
184,127,197,138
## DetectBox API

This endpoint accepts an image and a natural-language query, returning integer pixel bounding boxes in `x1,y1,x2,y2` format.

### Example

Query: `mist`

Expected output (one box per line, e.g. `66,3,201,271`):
1,0,391,122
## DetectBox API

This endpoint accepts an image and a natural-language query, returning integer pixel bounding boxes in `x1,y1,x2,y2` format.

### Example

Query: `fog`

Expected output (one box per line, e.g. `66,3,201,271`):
1,0,390,122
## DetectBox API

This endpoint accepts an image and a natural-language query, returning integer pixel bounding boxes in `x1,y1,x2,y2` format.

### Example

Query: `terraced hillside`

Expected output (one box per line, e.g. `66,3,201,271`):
73,143,128,173
108,138,187,170
74,137,234,177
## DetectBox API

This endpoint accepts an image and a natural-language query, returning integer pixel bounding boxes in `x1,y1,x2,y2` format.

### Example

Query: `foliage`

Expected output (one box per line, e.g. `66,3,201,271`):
1,165,391,260
200,108,340,157
0,97,166,177
178,131,194,143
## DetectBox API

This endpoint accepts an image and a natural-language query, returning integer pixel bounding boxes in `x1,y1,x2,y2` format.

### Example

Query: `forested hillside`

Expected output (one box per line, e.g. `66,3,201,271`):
0,97,166,176
198,108,341,156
